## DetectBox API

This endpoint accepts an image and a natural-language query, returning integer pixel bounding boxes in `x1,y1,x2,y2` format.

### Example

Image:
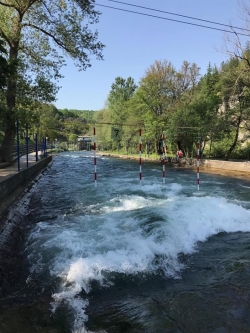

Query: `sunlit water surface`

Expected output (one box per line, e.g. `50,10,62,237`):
4,152,250,332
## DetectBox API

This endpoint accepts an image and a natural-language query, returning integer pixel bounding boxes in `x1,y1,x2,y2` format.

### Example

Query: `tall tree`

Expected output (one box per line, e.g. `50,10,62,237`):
0,36,8,90
138,60,200,119
0,36,9,141
0,0,104,162
219,56,250,159
137,60,200,153
108,76,137,123
138,60,176,118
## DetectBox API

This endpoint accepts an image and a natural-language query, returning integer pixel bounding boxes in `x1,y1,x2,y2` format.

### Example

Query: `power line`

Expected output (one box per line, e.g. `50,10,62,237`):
96,3,249,37
107,0,250,33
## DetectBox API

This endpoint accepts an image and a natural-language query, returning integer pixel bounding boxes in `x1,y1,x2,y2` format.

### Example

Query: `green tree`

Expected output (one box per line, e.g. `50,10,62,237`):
137,60,200,154
0,0,104,162
0,37,8,90
68,133,78,143
190,63,222,157
108,76,137,124
219,56,250,159
93,108,113,150
0,36,8,135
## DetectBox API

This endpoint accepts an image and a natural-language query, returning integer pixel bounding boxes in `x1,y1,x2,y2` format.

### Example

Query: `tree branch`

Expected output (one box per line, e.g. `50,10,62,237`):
0,1,15,8
40,0,54,18
22,23,72,54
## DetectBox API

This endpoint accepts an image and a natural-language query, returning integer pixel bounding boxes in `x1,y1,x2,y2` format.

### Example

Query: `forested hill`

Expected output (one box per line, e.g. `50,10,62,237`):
32,107,97,143
58,109,96,123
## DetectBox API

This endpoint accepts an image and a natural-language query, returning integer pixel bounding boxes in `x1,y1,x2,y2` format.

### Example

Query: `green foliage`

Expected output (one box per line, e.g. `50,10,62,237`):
2,7,250,162
68,134,78,143
107,76,137,124
0,37,8,90
0,0,104,162
32,53,249,159
92,55,250,159
59,109,96,123
108,77,137,105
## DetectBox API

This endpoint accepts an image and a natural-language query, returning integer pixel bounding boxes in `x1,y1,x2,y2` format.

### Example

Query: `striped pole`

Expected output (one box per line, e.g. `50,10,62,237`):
197,141,200,191
139,128,142,185
162,133,166,184
94,127,97,187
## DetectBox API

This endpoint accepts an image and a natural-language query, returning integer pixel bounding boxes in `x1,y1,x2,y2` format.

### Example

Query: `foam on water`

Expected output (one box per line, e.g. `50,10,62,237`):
24,153,250,332
27,193,250,332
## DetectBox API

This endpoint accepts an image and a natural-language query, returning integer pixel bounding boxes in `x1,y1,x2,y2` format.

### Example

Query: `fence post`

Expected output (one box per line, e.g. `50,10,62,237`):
26,124,29,168
43,138,46,158
16,119,20,172
35,133,38,161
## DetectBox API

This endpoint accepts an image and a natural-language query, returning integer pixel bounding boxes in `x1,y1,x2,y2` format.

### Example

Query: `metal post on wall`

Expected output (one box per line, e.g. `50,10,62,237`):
26,124,29,168
45,137,48,157
16,119,20,172
43,138,46,158
35,133,38,161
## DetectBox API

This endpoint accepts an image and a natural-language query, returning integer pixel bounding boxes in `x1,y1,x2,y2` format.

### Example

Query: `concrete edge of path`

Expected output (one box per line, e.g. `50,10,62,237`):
0,156,53,239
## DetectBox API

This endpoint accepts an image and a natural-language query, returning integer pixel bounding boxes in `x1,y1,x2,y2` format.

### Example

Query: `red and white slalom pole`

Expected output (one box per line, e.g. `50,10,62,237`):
197,142,200,191
139,129,142,185
94,126,97,187
162,133,166,184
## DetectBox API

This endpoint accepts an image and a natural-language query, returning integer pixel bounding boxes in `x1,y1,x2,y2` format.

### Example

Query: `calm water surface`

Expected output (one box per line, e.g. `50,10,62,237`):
1,151,250,333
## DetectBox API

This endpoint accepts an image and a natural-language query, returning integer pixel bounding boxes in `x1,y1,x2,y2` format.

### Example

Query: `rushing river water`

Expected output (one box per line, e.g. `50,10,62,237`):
1,151,250,333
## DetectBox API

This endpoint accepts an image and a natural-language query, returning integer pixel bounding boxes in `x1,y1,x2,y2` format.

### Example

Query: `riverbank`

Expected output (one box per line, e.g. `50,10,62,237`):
100,152,250,179
0,155,53,306
0,155,53,243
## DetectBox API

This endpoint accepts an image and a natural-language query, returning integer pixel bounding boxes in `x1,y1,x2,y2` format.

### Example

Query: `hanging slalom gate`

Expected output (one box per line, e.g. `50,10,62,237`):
91,123,201,189
196,141,200,191
161,132,166,184
91,122,143,187
139,128,142,186
93,126,97,188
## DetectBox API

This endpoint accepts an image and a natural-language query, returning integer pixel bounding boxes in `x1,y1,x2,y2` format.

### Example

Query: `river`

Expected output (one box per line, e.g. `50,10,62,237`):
1,151,250,333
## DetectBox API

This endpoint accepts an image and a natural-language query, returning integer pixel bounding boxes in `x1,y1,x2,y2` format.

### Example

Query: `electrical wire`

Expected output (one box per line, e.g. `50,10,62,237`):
107,0,249,33
96,3,249,37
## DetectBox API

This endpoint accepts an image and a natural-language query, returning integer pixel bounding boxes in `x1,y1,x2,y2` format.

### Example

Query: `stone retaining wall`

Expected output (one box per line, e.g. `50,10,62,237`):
0,156,52,200
101,153,250,174
180,158,250,173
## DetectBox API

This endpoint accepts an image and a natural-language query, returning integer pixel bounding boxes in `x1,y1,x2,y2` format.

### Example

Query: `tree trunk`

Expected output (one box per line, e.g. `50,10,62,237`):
225,111,242,161
0,114,16,162
0,45,18,163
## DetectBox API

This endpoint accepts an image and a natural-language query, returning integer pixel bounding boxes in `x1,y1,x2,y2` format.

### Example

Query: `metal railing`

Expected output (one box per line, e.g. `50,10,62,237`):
0,139,48,171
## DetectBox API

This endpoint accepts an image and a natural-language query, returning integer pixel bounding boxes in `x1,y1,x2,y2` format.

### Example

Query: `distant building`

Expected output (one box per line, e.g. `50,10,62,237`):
77,135,92,150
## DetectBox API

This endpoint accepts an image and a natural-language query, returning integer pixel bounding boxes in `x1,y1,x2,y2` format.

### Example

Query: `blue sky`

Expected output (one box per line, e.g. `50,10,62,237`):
55,0,248,111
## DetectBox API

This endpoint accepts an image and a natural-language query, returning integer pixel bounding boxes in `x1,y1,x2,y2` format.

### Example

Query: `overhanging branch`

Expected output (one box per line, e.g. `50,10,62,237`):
0,1,16,8
22,23,72,54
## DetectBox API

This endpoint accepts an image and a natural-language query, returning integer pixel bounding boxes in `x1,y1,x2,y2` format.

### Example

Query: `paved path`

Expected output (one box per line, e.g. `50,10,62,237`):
0,152,42,182
0,152,51,224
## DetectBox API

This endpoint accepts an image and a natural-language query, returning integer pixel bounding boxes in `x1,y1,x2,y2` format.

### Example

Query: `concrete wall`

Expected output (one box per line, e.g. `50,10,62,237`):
101,153,250,174
0,156,52,200
180,158,250,173
202,159,250,173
